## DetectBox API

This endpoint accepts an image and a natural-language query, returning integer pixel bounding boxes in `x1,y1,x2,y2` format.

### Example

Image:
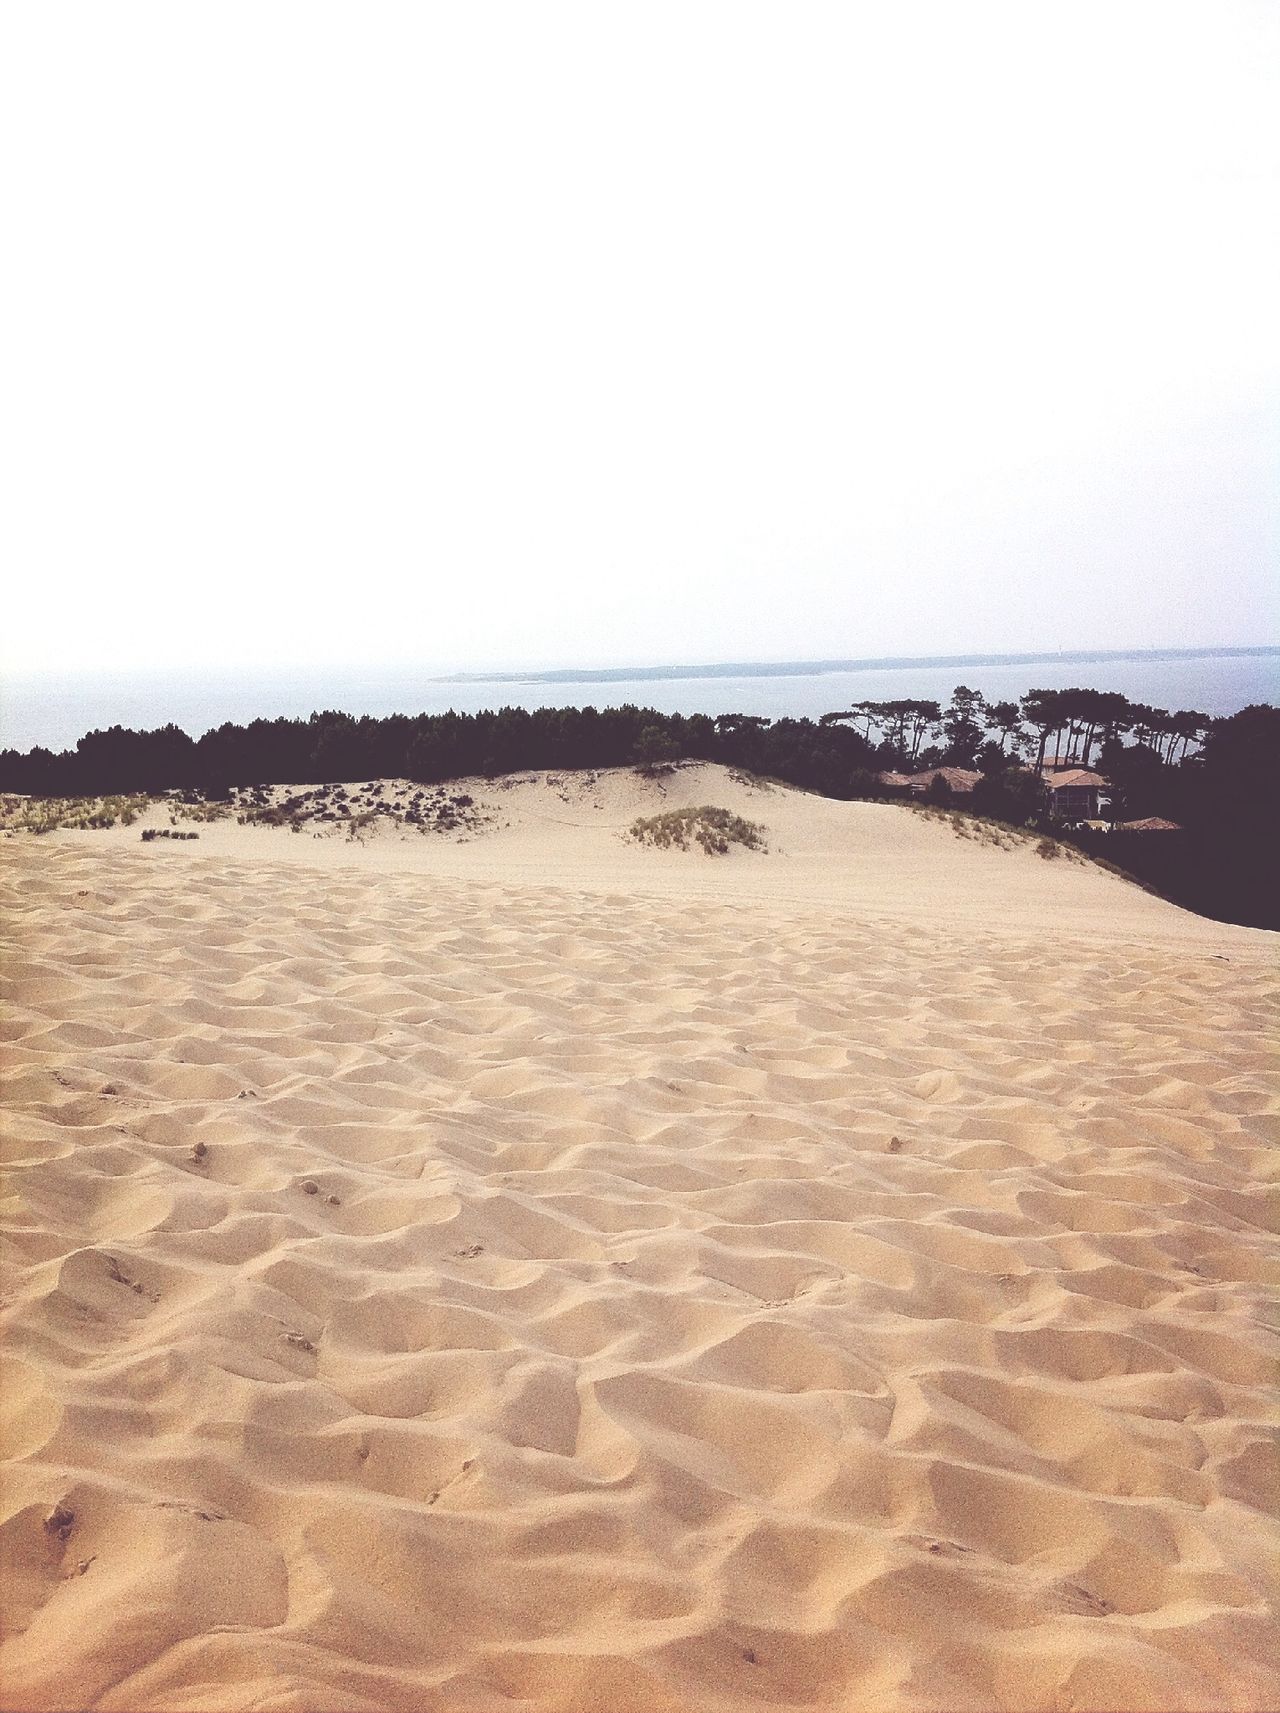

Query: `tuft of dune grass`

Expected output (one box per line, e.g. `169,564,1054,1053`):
628,805,767,856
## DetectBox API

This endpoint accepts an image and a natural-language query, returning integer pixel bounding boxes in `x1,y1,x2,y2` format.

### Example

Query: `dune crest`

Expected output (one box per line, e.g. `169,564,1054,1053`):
1,774,1276,1711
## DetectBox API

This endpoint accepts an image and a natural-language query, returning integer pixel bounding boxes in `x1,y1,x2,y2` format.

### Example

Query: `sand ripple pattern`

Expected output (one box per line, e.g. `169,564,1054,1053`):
1,845,1277,1712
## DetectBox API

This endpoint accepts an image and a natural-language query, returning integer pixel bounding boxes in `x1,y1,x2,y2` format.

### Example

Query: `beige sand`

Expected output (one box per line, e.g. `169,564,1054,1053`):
1,766,1277,1711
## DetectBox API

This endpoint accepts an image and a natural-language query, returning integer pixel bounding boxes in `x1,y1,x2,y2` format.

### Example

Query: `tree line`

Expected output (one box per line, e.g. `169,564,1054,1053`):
0,683,1226,798
822,685,1213,774
0,704,883,801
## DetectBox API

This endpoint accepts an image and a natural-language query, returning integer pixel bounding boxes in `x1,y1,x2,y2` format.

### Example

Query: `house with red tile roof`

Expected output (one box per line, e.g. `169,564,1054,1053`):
1040,767,1107,820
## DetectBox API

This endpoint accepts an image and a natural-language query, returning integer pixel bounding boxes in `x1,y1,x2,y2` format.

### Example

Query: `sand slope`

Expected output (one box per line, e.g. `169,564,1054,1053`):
1,773,1277,1711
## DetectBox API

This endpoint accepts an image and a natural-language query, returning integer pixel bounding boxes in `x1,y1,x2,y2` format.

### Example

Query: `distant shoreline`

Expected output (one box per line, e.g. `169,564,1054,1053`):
439,645,1280,688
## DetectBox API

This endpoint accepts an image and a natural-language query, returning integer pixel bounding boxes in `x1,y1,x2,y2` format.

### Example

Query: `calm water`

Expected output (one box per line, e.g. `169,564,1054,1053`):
2,649,1276,754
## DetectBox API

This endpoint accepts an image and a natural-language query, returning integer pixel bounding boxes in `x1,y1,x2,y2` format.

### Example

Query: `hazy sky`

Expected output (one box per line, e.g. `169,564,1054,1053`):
2,1,1276,678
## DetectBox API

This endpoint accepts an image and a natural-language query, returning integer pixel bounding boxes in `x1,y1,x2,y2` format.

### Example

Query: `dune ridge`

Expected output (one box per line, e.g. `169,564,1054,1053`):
1,771,1277,1712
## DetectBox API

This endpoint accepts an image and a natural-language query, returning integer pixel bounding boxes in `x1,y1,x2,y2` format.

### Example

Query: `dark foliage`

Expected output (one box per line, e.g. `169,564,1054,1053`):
1065,704,1280,930
0,704,880,804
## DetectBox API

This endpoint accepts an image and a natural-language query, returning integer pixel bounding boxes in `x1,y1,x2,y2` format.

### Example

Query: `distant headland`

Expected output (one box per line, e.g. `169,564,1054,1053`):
439,645,1279,686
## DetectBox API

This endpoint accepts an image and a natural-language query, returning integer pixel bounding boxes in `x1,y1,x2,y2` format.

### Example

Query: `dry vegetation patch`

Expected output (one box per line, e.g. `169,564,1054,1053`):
0,794,153,834
908,802,1086,860
0,781,495,844
628,805,767,856
229,781,493,840
906,802,1150,886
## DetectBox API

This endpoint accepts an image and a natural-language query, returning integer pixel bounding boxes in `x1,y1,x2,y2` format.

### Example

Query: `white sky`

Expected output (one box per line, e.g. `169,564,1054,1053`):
2,1,1276,677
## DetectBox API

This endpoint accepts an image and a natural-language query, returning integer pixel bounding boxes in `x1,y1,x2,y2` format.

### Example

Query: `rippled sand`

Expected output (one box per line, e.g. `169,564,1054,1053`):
2,769,1277,1711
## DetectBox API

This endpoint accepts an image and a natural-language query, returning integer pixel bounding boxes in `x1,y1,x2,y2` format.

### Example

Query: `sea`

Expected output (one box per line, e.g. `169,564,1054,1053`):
2,648,1277,755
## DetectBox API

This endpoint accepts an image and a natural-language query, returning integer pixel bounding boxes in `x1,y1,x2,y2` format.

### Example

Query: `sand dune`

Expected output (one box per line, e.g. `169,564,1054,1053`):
6,760,1261,943
1,768,1277,1711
